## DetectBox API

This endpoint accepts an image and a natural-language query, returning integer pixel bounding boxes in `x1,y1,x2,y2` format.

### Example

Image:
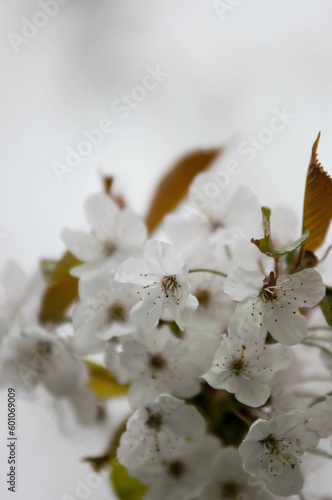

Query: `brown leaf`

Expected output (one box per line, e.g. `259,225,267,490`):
145,148,221,232
39,252,80,323
101,174,126,208
302,132,332,252
102,175,114,195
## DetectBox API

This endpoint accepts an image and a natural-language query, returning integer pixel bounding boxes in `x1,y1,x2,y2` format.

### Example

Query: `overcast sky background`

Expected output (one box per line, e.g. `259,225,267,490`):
1,1,332,498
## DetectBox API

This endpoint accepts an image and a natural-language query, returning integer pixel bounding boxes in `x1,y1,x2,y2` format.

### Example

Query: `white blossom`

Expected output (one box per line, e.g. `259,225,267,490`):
0,327,88,396
0,260,44,339
108,326,201,408
115,240,198,330
198,447,272,500
203,321,290,407
307,395,332,439
224,267,325,345
117,394,206,470
239,412,319,496
189,271,235,332
72,269,137,354
186,179,262,240
61,193,147,276
131,435,221,500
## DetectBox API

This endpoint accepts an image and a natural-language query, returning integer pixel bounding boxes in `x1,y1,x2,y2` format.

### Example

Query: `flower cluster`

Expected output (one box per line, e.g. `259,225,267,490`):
0,163,331,499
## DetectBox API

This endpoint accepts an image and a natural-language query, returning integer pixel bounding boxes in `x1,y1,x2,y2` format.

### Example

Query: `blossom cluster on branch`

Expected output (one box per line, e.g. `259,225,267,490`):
0,137,332,500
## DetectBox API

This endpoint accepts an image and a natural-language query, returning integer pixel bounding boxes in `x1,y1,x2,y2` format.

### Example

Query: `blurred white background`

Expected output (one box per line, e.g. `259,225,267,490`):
1,0,332,498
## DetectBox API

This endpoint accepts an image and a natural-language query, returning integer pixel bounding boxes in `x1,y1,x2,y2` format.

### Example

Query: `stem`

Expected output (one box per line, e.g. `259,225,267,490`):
301,375,332,383
302,340,332,357
189,268,227,278
319,244,332,263
308,326,332,332
306,336,332,343
232,409,252,427
274,257,279,279
308,448,332,460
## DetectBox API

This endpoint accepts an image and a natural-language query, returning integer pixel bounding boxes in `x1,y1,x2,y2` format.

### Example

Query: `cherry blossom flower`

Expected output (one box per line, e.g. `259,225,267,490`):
180,324,222,376
0,260,44,339
189,271,235,332
224,267,325,345
108,326,201,408
104,337,131,385
61,193,147,276
72,270,137,354
307,396,332,439
117,394,206,470
114,240,198,330
131,435,221,500
162,184,262,272
203,322,290,407
186,179,262,240
0,325,102,426
239,412,319,496
198,447,272,500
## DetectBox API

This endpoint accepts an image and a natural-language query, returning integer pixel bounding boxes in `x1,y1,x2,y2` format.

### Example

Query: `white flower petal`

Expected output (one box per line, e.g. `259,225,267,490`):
130,295,164,329
263,301,308,345
224,267,264,301
115,257,155,285
235,377,270,407
277,269,325,308
114,209,147,249
172,294,198,330
84,192,118,235
143,240,185,275
165,404,206,440
61,228,103,261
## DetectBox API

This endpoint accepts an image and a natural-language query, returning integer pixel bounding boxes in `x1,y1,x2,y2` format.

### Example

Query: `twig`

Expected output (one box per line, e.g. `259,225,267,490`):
308,448,332,460
189,268,227,278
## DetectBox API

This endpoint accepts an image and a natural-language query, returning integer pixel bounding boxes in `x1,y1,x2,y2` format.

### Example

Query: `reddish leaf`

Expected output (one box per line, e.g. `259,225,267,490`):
145,148,221,232
302,133,332,252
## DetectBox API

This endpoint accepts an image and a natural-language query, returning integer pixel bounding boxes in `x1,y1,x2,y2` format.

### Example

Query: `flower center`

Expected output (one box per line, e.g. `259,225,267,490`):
108,303,125,322
145,411,163,431
167,460,185,479
259,435,296,468
231,358,243,374
161,275,179,298
230,345,246,375
260,435,279,452
261,286,278,302
261,271,277,302
103,240,115,256
34,340,54,371
149,354,167,371
36,340,54,358
195,288,211,308
209,218,224,231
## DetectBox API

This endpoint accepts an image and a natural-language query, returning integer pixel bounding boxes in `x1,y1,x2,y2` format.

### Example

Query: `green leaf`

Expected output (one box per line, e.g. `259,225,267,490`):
112,461,146,500
251,207,273,254
320,288,332,327
252,228,310,258
261,206,271,236
85,361,129,399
